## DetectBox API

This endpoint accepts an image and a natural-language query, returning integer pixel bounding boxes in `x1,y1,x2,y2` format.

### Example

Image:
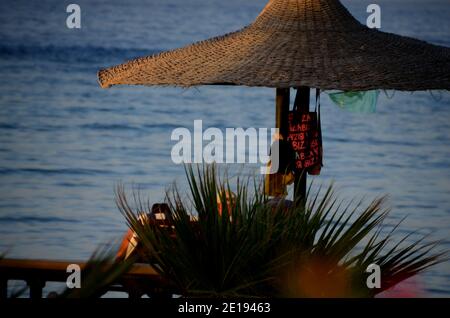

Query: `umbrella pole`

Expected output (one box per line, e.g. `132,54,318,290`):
293,86,310,202
275,87,291,192
275,88,290,139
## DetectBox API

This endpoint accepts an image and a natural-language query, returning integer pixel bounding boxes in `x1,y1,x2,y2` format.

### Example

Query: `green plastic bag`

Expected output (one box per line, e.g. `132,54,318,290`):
329,90,379,113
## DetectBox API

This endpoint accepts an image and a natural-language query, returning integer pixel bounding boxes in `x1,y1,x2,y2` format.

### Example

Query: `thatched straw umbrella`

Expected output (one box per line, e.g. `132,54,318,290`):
98,0,450,199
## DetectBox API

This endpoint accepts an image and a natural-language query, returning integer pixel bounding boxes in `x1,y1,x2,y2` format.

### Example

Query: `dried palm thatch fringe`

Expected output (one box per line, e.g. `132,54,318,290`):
98,0,450,91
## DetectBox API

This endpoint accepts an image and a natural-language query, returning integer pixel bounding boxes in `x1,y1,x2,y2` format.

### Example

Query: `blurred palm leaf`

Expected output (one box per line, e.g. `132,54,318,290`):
61,243,135,298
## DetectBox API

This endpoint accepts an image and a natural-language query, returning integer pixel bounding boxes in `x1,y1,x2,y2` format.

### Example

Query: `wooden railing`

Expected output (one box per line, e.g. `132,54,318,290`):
0,258,173,299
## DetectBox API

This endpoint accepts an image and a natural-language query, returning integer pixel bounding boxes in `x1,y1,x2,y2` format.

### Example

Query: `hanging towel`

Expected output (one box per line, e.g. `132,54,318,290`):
329,90,379,113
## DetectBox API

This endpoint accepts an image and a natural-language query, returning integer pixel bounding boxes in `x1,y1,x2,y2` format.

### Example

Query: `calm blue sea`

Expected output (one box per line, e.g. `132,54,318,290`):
0,0,449,296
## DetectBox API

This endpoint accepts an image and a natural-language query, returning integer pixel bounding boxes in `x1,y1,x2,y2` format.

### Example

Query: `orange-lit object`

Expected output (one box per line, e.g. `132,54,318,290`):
216,191,236,216
281,257,352,298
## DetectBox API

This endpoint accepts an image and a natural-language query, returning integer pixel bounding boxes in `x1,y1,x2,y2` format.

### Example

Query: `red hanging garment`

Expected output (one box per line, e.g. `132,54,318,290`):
287,89,323,176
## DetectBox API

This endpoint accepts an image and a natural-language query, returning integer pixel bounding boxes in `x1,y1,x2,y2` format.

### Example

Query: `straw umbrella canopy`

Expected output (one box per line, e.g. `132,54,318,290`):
98,0,450,91
98,0,450,199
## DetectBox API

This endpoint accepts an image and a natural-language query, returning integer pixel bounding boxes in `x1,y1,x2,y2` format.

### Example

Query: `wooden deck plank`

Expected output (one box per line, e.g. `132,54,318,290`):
0,258,159,276
0,258,174,298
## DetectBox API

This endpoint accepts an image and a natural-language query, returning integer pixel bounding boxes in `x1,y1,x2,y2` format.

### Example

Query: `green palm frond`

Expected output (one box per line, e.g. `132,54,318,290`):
115,164,446,298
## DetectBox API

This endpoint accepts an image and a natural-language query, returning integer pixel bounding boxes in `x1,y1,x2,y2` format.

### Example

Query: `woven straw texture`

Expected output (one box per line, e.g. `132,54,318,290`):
98,0,450,91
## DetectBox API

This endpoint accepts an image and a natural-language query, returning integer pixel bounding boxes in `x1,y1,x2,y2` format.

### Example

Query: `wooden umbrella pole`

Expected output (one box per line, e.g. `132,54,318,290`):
293,86,310,202
275,88,290,137
275,87,290,197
